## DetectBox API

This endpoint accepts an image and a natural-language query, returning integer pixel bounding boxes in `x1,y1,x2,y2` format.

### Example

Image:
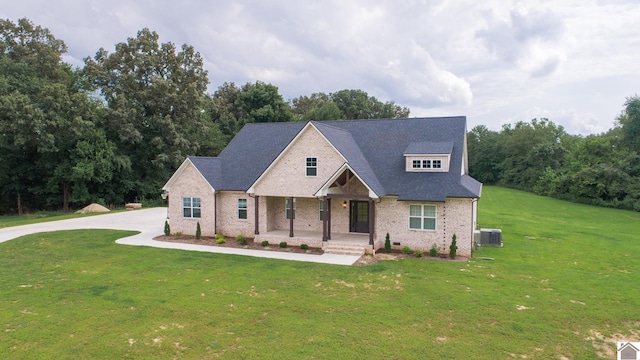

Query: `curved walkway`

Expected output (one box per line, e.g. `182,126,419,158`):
0,208,360,265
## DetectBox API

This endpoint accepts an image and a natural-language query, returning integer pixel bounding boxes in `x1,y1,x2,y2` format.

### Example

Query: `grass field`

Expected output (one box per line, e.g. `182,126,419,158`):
1,186,639,359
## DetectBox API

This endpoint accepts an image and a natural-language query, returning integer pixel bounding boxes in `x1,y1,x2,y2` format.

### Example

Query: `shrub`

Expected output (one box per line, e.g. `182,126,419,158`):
415,249,424,258
215,234,226,244
261,240,269,247
196,222,201,240
279,241,287,248
384,233,391,253
402,246,412,255
449,233,457,259
429,244,438,257
236,234,247,246
173,231,183,239
300,244,309,250
164,221,170,236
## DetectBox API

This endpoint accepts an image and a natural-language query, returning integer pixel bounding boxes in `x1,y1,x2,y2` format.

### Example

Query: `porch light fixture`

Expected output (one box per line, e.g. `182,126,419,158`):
161,190,168,200
342,201,348,208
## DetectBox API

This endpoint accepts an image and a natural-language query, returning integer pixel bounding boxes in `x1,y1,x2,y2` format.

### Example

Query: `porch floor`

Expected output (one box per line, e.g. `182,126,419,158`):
256,230,371,244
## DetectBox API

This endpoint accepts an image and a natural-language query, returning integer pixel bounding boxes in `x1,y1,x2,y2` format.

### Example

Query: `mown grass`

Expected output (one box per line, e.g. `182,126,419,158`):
0,211,116,229
1,186,639,359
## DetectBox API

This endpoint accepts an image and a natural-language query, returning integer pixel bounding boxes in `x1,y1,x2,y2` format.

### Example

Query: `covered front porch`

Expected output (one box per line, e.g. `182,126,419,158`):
254,230,372,254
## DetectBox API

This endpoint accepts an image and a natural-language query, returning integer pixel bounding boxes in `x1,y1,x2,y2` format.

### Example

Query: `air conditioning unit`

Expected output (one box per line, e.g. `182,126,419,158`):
479,228,503,246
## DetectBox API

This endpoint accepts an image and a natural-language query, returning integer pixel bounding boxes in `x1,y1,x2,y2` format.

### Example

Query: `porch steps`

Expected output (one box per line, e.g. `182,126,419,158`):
323,241,370,256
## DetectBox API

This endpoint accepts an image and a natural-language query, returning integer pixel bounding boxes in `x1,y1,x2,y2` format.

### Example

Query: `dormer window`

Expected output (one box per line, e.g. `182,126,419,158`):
404,142,452,172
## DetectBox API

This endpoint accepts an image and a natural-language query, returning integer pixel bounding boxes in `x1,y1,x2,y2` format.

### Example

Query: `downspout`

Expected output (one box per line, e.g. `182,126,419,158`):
471,198,478,253
214,191,217,235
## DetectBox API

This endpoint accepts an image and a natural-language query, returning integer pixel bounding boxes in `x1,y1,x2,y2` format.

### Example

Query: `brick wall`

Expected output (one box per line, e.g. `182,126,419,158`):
167,163,215,236
374,196,474,257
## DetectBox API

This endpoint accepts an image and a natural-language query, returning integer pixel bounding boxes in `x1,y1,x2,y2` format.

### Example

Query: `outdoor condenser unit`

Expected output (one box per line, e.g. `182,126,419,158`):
479,228,503,246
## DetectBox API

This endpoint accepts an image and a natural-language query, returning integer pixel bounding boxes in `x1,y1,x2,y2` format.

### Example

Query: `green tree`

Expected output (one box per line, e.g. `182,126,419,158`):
330,89,410,119
467,125,503,184
207,81,295,139
83,28,210,201
498,118,567,190
0,18,102,213
617,95,640,152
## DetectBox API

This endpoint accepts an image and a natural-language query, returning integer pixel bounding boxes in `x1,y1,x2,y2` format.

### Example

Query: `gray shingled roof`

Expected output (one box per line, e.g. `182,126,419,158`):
187,117,482,201
403,141,454,155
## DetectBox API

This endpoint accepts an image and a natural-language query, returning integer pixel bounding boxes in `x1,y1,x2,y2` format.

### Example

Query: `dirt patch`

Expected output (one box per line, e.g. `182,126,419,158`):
75,203,110,214
154,235,324,255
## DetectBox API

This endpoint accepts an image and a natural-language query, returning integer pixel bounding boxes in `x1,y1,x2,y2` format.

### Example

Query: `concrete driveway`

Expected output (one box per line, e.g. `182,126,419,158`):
0,208,360,265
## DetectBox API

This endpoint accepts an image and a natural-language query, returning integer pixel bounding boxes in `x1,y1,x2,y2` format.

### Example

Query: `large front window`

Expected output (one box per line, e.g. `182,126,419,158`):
183,197,201,218
409,204,436,230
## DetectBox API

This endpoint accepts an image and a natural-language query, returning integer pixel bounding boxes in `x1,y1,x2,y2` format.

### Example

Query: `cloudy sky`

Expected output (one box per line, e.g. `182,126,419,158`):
3,0,639,135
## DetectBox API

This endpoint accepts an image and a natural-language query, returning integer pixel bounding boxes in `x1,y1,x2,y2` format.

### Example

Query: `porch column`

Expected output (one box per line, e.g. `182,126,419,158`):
289,196,294,237
322,197,328,241
254,196,259,235
327,198,332,240
368,199,374,245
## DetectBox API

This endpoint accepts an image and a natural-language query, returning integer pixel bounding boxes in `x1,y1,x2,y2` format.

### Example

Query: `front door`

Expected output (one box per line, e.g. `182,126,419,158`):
349,201,369,233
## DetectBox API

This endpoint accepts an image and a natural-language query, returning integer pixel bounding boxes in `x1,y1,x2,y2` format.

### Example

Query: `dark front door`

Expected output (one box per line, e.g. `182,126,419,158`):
349,201,369,233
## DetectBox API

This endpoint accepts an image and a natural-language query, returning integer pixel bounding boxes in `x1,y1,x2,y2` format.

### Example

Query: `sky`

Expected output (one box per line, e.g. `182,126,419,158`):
3,0,639,135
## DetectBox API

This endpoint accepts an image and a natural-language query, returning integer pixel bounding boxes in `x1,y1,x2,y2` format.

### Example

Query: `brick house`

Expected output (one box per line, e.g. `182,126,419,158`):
162,117,482,257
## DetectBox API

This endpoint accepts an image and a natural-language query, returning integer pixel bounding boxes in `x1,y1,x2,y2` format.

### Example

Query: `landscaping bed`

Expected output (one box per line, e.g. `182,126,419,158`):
154,235,324,255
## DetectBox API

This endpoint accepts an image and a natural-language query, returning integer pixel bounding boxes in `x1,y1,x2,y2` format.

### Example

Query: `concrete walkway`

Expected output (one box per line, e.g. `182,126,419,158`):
0,208,361,266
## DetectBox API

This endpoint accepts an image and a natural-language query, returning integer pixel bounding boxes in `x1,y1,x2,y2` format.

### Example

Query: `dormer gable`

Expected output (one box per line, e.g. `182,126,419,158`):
403,142,453,172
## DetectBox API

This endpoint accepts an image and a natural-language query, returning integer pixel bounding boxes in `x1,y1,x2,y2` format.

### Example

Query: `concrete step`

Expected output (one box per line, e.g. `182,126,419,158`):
323,242,369,256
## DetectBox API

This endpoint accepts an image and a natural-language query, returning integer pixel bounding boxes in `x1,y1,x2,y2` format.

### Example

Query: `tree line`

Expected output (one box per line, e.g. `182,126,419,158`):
0,18,409,214
468,96,640,212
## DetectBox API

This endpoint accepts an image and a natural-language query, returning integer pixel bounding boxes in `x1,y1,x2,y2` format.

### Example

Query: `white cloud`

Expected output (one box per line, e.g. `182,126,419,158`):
1,0,639,135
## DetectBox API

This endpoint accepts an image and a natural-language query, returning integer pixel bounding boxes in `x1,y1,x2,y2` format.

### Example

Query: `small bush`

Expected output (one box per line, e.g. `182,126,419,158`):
236,234,247,246
173,231,183,239
300,244,309,250
261,240,269,247
415,249,424,258
449,233,458,259
429,244,438,257
279,241,287,248
402,246,412,255
384,233,391,253
196,222,201,240
164,221,170,236
215,234,225,244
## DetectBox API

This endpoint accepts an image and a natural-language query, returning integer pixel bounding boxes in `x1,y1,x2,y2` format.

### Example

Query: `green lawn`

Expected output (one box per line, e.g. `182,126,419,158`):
0,211,113,229
1,186,639,359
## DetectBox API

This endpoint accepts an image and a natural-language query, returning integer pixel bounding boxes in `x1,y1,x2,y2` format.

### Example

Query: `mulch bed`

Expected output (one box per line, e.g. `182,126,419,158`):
153,235,324,255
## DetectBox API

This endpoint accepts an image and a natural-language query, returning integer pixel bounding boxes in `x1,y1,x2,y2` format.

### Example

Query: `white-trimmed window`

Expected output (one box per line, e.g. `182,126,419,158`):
238,198,247,220
182,197,201,218
306,157,317,176
285,198,296,219
409,204,436,230
432,160,442,169
412,160,421,169
319,200,324,221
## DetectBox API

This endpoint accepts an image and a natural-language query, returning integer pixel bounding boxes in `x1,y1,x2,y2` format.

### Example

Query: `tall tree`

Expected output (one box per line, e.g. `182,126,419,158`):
617,95,640,152
207,81,295,139
330,89,410,119
498,118,567,190
467,125,502,184
0,18,100,213
83,28,210,201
